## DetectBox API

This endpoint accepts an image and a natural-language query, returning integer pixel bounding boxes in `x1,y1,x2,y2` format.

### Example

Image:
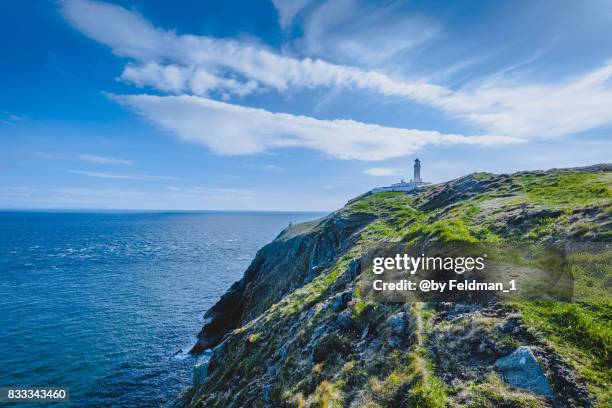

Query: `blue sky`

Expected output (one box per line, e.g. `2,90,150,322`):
1,0,611,211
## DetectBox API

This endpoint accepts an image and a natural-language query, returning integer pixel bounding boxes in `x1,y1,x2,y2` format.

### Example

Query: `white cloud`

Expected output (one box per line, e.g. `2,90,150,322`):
71,170,177,181
272,0,313,29
439,63,612,138
61,0,612,140
111,93,520,161
120,62,258,98
61,0,443,98
299,0,440,67
79,154,133,165
364,167,399,176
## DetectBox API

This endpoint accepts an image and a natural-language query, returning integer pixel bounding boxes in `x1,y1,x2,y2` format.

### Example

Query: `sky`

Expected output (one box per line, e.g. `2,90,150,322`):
1,0,612,211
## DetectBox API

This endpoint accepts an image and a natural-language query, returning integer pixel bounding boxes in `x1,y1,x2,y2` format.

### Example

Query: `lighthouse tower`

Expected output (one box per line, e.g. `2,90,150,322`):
413,158,422,183
371,157,427,193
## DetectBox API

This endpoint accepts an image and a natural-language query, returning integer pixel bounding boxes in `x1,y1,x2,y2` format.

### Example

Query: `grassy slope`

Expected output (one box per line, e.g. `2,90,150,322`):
346,170,611,405
186,167,611,407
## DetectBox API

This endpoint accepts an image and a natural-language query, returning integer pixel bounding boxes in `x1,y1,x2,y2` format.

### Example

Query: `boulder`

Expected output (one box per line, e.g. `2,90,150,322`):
386,312,406,335
338,309,352,329
332,291,352,312
448,303,478,318
495,346,554,398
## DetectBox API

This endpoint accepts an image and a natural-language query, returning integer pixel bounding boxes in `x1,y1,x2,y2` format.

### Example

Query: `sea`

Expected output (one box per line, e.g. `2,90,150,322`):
0,211,323,407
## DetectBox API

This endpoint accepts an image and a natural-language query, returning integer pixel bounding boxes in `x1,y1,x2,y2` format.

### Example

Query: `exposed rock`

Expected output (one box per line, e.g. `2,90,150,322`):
192,361,209,385
447,302,478,318
386,312,406,335
337,309,352,329
495,346,554,398
276,343,289,361
262,385,271,402
266,364,279,378
190,211,375,354
417,173,488,211
312,324,326,340
507,208,563,226
331,290,352,312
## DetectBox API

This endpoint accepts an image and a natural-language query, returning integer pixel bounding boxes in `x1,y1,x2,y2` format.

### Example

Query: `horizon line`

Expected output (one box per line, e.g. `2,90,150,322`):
0,208,330,214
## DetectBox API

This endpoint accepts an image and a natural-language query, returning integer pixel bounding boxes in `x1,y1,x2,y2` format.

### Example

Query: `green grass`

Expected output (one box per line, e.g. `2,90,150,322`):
347,192,409,216
312,381,343,408
349,184,506,245
313,334,350,364
365,350,447,408
516,301,612,405
568,251,612,301
351,300,386,327
464,373,547,407
404,350,448,408
362,220,403,241
247,333,261,345
526,216,558,239
518,172,611,207
273,249,359,317
405,217,500,244
472,172,495,180
339,361,368,388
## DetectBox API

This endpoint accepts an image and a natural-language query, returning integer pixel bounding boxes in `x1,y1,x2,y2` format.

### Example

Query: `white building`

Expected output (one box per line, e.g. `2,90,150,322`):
371,158,427,193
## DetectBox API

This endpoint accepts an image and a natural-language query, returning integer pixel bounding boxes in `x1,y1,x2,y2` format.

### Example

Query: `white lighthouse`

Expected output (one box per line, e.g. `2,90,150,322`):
413,158,422,183
371,158,427,193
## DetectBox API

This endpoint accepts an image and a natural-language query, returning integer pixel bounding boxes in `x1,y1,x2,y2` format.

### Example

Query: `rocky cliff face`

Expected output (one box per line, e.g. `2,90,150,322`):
176,164,611,407
189,211,376,354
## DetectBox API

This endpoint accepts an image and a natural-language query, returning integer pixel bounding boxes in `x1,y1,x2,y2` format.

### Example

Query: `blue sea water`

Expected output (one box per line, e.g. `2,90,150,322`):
0,211,322,407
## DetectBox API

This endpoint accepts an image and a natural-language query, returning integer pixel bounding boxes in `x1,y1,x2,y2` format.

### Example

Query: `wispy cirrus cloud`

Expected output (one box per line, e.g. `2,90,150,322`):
111,93,520,161
120,62,259,99
61,0,612,141
70,170,178,181
272,0,314,29
0,111,26,125
79,154,133,165
60,0,445,99
298,0,440,67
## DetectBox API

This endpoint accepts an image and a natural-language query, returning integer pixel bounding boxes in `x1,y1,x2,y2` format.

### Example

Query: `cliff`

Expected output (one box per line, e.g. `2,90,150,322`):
177,164,611,407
